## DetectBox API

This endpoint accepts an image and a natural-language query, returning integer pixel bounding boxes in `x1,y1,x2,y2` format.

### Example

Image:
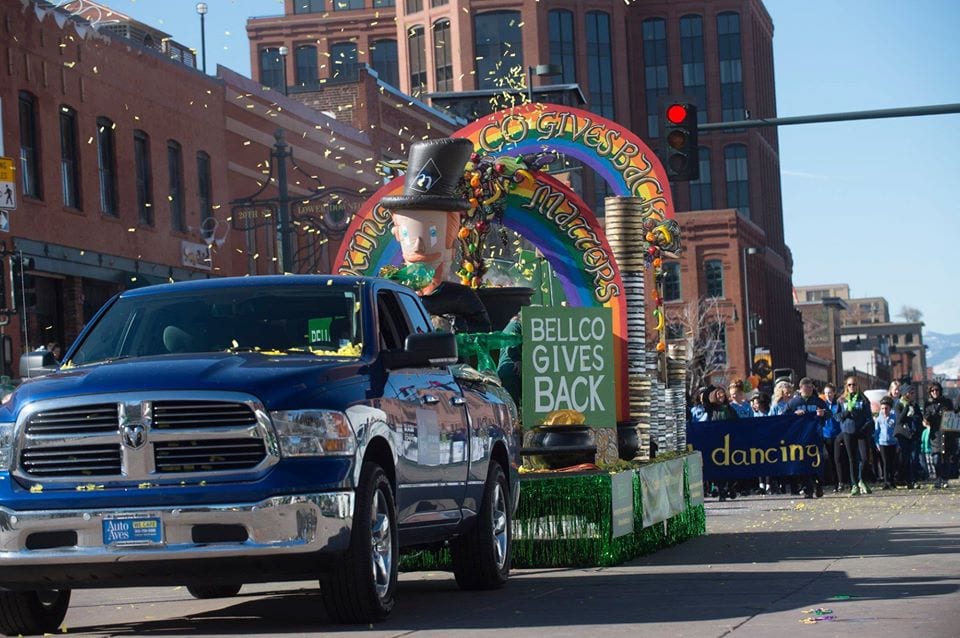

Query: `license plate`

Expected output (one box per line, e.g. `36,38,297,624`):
102,515,163,546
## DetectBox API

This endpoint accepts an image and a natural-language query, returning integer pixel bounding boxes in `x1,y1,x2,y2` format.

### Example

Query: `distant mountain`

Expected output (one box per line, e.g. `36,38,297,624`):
927,331,960,378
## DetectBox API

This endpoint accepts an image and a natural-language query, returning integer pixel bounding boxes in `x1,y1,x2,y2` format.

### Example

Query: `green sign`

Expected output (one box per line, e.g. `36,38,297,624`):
521,306,615,428
308,318,332,345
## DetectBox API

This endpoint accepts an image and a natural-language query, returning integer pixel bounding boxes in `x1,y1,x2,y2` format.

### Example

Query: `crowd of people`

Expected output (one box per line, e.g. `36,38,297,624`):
690,376,958,499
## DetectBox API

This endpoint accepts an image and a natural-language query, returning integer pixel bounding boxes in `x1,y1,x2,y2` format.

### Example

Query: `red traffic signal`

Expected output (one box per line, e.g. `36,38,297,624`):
658,97,699,182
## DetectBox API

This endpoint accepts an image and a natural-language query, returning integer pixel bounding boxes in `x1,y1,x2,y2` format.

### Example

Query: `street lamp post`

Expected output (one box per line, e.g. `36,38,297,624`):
742,246,761,376
278,46,289,96
272,129,293,274
195,3,207,74
527,64,562,104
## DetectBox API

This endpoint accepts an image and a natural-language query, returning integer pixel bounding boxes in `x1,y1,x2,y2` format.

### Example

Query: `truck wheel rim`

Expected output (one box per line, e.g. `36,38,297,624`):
492,482,508,570
370,487,392,598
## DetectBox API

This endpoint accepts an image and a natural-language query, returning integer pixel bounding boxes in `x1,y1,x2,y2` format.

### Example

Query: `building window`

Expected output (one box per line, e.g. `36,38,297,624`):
642,18,668,136
167,140,185,233
474,11,523,91
59,105,81,210
330,42,358,81
705,259,723,298
371,39,399,87
96,117,118,216
259,47,284,92
662,262,681,301
374,0,394,6
680,14,707,124
433,19,453,92
717,12,744,122
586,11,614,119
430,0,447,6
689,146,712,209
18,91,42,199
134,130,153,226
333,0,363,10
906,333,914,344
408,26,427,95
548,10,576,85
293,0,325,13
295,44,318,87
405,0,422,13
708,322,727,365
197,151,212,233
724,144,749,217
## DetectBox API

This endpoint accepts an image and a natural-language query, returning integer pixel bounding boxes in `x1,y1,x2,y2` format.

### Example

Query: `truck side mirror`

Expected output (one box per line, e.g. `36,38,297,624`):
382,332,457,369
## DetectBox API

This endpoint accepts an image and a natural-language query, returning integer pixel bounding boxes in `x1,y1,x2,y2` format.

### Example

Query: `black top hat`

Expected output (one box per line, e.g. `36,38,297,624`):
381,138,473,211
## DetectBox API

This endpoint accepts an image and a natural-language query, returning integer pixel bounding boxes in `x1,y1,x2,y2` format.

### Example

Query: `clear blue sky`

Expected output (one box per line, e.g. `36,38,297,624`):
109,0,960,334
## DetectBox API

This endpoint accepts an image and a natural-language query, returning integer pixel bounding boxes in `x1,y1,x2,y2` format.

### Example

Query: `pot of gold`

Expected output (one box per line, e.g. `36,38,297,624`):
526,410,597,469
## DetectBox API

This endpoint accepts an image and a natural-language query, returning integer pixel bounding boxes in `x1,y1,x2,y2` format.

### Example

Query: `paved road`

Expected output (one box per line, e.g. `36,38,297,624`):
59,486,960,637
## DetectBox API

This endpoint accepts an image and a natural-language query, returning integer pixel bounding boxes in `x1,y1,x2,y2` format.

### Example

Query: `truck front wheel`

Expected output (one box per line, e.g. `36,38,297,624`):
321,461,398,623
451,461,511,590
0,589,70,636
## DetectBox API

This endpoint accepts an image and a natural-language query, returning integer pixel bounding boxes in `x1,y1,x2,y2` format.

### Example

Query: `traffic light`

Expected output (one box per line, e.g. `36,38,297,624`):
659,97,699,182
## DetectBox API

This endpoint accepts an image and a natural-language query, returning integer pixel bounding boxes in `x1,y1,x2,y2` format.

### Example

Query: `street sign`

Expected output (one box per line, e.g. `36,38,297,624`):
0,210,9,233
0,158,15,211
230,202,276,230
0,157,14,182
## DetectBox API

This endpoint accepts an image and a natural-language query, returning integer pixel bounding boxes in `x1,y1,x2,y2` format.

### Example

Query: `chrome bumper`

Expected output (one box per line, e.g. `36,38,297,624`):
0,492,354,565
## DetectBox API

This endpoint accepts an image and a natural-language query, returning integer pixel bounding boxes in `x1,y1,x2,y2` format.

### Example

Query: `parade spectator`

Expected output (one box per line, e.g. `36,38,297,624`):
894,385,923,489
923,382,955,489
690,387,709,422
821,382,845,493
728,381,754,419
887,379,902,403
786,377,828,498
751,392,771,417
875,396,898,490
45,341,62,364
704,386,739,422
839,377,874,496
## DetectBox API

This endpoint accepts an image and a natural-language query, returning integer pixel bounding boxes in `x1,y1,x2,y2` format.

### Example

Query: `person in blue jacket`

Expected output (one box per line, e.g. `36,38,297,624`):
839,376,875,496
874,396,898,489
786,377,828,498
821,382,844,493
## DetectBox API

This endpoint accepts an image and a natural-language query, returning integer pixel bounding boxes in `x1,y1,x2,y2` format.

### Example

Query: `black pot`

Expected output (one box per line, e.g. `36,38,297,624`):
527,425,596,468
476,287,535,331
617,421,640,460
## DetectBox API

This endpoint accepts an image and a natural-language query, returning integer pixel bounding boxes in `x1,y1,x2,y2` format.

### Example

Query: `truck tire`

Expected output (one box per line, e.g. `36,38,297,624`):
451,461,510,590
321,462,398,623
0,589,70,636
186,584,242,599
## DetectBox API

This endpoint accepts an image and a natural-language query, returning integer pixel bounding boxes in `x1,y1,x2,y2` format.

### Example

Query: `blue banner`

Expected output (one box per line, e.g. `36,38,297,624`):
687,414,824,481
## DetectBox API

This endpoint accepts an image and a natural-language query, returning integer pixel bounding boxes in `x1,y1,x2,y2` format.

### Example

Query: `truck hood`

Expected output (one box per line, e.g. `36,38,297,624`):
3,354,370,417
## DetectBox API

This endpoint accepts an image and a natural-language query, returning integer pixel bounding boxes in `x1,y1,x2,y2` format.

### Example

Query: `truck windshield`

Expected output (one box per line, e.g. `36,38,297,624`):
68,284,363,367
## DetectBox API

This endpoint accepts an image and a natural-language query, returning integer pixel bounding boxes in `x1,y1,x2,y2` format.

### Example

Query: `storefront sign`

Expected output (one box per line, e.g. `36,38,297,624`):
181,240,212,271
521,306,615,428
230,203,276,230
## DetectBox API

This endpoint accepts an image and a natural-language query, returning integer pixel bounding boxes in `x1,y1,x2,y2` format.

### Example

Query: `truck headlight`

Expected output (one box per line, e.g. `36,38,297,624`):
0,422,14,470
269,410,356,457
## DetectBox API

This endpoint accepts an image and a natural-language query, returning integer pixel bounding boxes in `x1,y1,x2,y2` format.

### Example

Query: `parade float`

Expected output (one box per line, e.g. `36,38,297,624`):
335,103,704,567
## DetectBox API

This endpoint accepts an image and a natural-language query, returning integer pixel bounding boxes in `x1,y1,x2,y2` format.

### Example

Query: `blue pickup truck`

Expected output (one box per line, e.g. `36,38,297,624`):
0,275,520,635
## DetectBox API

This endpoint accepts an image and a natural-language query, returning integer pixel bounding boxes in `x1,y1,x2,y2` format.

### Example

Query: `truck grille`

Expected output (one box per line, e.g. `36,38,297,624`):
21,444,122,476
152,401,258,429
16,395,274,483
155,439,267,472
25,404,119,436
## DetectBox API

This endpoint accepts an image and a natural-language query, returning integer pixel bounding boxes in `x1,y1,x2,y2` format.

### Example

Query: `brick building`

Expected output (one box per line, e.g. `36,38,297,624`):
0,1,458,377
247,0,807,383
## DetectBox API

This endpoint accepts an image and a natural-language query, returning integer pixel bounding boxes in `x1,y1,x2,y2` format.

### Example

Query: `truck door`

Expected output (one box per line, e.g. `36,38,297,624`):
376,290,469,529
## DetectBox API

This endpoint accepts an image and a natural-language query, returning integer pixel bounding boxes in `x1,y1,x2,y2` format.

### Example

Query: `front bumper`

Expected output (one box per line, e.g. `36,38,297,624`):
0,492,354,589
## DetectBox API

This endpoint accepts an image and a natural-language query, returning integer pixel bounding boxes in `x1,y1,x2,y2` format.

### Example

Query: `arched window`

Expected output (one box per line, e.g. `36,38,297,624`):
680,14,707,124
662,261,681,301
408,25,427,94
197,151,212,232
96,116,117,216
370,39,399,87
474,11,523,90
167,140,185,232
433,19,453,92
259,47,284,92
295,44,318,87
133,130,153,226
586,11,614,119
59,105,81,210
330,42,358,81
705,259,723,298
724,144,749,217
18,91,42,199
548,10,576,84
642,17,667,136
717,12,744,122
689,146,712,209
